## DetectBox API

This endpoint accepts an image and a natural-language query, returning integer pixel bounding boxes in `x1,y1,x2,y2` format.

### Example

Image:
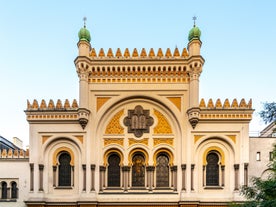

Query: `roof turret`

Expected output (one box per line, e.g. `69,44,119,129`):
188,17,201,41
78,17,91,43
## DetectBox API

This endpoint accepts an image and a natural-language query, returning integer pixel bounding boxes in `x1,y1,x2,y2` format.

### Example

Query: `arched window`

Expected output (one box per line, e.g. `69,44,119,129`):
156,153,170,187
58,152,71,186
132,153,145,187
11,182,17,199
107,153,121,187
1,181,7,199
206,152,219,186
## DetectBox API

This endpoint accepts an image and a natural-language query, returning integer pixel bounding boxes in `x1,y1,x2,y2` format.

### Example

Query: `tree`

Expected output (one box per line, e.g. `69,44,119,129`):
260,102,276,124
232,144,276,207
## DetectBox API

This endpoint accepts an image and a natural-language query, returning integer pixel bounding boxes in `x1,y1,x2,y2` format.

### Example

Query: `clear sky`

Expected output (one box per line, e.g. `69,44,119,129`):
0,1,275,147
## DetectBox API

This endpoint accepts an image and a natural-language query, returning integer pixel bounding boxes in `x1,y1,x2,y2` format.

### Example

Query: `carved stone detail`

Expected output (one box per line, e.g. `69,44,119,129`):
123,105,153,138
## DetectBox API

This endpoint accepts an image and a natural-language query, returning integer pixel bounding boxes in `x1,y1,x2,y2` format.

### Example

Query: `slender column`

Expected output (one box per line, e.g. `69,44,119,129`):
82,164,86,191
146,166,155,191
122,166,130,192
221,165,225,187
191,164,195,191
202,165,205,187
72,166,74,187
244,163,248,187
234,164,239,190
38,164,44,191
181,164,186,191
99,166,106,192
90,164,95,191
171,166,177,191
30,163,34,191
53,166,57,187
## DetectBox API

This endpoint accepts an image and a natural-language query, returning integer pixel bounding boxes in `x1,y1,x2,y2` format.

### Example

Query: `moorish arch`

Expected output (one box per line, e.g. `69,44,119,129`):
42,137,83,193
194,136,236,190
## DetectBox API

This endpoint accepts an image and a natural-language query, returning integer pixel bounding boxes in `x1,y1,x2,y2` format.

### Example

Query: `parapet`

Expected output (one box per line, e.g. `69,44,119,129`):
199,98,252,109
0,148,29,159
198,98,254,122
26,99,78,111
89,47,189,59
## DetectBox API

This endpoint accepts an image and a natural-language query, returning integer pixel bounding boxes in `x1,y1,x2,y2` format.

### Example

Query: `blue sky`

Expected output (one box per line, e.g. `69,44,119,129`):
0,1,275,146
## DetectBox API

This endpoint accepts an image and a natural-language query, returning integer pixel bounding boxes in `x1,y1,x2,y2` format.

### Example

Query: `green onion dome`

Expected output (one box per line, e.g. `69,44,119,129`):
78,26,91,43
188,25,201,42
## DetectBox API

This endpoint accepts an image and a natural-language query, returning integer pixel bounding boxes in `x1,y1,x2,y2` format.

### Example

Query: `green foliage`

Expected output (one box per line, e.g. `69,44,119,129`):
259,102,276,124
233,145,276,207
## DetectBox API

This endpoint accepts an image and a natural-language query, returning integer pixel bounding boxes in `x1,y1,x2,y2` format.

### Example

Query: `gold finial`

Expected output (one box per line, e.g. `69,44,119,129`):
193,16,197,27
83,16,87,28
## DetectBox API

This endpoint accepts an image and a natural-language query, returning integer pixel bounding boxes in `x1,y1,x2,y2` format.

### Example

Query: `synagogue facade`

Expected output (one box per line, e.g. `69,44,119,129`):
0,22,257,207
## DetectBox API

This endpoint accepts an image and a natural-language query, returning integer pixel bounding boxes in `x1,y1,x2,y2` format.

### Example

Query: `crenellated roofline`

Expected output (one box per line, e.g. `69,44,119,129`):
89,47,189,59
0,148,29,159
198,98,254,123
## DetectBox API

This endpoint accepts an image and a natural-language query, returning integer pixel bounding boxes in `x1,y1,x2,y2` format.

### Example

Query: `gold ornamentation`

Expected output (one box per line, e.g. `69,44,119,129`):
153,138,173,146
74,135,84,143
226,135,236,143
153,109,172,134
104,138,124,146
129,138,149,146
42,135,52,144
97,97,111,111
203,146,225,165
167,97,181,111
103,148,124,166
153,148,174,166
194,135,204,143
105,110,124,134
53,147,74,165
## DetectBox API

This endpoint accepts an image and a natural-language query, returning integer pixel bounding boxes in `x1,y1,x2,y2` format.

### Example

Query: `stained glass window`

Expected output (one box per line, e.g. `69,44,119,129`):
132,153,145,187
108,153,121,187
156,154,169,187
58,152,71,186
206,152,219,186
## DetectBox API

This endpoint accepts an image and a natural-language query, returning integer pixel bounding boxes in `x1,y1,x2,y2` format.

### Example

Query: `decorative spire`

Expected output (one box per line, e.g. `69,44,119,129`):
83,16,87,28
193,16,197,27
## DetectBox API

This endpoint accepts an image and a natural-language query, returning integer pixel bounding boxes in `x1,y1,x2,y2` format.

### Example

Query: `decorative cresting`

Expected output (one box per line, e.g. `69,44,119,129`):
105,110,124,134
90,47,189,59
123,105,154,138
74,47,195,84
0,149,29,158
153,109,172,134
25,99,90,129
27,99,78,110
199,98,254,120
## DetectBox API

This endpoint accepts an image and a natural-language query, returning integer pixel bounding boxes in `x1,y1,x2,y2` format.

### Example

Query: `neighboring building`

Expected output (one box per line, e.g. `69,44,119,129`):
249,122,276,179
2,21,270,207
0,136,21,151
0,136,29,206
